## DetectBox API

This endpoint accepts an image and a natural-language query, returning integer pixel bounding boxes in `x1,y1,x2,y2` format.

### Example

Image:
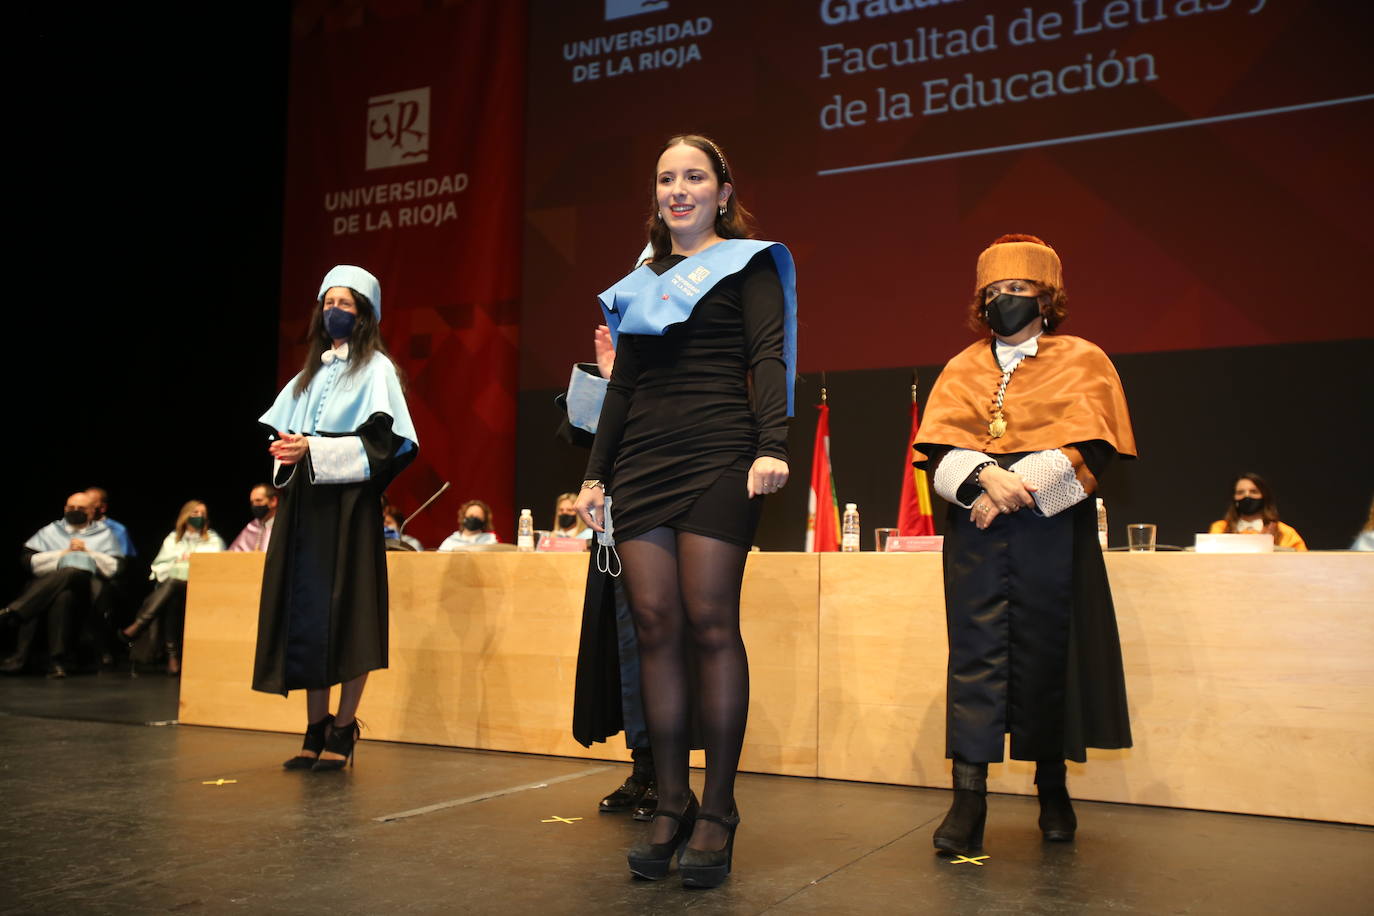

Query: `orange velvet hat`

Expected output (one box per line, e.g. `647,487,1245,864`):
975,237,1063,291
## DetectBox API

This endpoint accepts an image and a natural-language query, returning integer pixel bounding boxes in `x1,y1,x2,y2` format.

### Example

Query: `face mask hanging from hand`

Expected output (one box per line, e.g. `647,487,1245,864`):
985,293,1042,337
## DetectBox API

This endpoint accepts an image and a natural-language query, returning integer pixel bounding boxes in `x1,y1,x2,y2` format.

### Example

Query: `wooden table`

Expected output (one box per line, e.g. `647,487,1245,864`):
180,551,1373,824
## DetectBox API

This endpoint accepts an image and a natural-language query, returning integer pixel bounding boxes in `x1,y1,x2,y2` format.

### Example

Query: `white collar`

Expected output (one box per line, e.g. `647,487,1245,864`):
995,331,1042,371
1236,518,1265,533
321,343,350,365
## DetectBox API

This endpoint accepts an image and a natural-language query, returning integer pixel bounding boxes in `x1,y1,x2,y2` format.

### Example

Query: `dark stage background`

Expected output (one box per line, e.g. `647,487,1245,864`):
6,1,1373,615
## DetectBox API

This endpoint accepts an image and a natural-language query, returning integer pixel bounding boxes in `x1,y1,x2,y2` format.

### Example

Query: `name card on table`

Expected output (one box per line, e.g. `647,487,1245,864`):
885,535,944,552
538,535,589,552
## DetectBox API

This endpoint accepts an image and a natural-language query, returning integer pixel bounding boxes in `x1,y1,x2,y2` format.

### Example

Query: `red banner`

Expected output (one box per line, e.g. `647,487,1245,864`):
898,399,936,537
278,1,525,545
806,403,841,552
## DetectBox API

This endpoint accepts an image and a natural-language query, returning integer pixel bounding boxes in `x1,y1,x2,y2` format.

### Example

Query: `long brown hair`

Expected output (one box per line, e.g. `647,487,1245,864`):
458,499,494,534
645,134,756,262
1219,472,1283,533
293,289,404,396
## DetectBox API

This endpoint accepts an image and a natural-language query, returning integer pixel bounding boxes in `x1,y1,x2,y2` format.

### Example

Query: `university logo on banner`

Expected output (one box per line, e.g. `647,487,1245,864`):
605,0,669,22
366,88,430,171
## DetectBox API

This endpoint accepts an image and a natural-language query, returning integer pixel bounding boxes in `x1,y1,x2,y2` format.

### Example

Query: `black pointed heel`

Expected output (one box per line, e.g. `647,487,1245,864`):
679,806,740,889
626,792,698,880
311,717,360,771
282,714,333,770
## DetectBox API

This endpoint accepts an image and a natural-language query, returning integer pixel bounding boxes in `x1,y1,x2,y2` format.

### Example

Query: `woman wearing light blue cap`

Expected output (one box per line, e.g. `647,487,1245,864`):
253,265,419,771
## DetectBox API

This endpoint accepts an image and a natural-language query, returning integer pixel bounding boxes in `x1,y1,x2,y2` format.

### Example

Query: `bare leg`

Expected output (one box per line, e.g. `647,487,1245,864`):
320,673,368,761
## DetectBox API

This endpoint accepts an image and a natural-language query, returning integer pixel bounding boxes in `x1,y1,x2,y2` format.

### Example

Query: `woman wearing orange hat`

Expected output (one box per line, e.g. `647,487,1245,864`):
914,235,1137,856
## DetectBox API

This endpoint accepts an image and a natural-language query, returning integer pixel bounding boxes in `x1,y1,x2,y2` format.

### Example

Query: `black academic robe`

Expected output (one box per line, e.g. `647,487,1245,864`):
251,414,414,695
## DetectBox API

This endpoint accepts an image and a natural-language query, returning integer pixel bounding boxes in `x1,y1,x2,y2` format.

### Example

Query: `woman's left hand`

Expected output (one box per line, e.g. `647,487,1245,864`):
748,457,789,498
269,433,309,466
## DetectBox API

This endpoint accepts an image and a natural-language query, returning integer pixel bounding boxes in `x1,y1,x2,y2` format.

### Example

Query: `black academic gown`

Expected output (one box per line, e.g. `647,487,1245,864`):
939,451,1131,764
251,414,414,695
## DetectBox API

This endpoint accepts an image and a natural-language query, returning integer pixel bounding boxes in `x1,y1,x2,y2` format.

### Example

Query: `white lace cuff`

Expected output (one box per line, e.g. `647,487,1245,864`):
307,436,370,485
1009,449,1087,517
934,448,995,508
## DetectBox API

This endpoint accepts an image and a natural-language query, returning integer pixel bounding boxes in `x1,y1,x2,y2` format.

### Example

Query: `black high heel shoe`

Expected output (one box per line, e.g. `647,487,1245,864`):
933,759,988,856
283,714,334,770
679,805,740,889
312,718,361,771
626,792,698,880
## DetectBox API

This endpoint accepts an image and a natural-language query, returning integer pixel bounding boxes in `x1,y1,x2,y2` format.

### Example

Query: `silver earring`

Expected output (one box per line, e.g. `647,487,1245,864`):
718,205,726,216
657,210,664,221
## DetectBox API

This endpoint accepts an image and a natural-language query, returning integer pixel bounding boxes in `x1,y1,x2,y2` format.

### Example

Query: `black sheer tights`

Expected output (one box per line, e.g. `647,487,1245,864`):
617,527,749,850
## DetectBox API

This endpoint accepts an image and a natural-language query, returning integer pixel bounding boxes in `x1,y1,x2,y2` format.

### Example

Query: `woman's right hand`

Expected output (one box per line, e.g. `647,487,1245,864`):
970,466,1037,529
575,486,605,533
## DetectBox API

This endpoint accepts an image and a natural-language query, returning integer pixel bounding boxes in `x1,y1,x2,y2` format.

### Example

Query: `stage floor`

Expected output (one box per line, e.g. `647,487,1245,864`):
1,675,1370,915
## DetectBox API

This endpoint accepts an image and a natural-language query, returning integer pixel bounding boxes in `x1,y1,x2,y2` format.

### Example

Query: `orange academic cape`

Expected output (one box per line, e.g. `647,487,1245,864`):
914,334,1137,467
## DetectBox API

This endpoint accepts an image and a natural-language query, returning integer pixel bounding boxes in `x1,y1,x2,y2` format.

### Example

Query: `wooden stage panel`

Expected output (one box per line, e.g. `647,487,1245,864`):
180,551,1372,823
179,551,819,777
817,553,1374,825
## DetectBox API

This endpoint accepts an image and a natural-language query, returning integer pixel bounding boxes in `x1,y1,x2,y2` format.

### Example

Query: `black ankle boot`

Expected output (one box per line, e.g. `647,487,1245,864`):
679,805,740,889
933,759,988,856
627,792,698,880
312,718,361,771
283,714,334,770
600,747,655,814
1035,759,1076,842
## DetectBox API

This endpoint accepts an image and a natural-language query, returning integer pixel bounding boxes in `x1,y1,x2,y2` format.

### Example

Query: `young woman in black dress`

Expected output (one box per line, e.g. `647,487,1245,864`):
575,135,796,887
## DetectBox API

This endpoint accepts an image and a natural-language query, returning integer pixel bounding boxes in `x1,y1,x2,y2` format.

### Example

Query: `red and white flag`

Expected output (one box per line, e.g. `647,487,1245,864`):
806,402,841,552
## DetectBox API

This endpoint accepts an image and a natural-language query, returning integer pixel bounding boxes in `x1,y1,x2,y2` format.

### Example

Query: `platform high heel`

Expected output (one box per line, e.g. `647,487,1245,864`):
933,759,988,856
282,714,334,770
678,805,740,889
312,717,361,771
626,792,698,880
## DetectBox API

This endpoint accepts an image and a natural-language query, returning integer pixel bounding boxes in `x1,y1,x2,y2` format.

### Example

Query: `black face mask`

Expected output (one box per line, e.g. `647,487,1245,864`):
250,504,271,520
64,509,88,527
462,516,485,532
188,516,206,530
1234,497,1264,516
557,513,578,530
984,293,1042,337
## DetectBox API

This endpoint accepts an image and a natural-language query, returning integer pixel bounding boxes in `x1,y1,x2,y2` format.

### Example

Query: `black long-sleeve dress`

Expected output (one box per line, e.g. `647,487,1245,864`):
584,249,789,548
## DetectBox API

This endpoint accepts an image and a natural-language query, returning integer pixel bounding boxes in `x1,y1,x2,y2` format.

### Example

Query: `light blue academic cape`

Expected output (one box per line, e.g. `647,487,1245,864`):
259,352,417,455
597,239,798,416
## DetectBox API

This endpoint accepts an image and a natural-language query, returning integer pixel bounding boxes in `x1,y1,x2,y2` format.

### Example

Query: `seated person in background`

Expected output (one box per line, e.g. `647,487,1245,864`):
551,492,593,540
438,499,498,550
1351,499,1374,552
1208,472,1307,551
0,491,126,677
229,484,279,552
87,487,136,557
383,504,423,551
117,500,224,675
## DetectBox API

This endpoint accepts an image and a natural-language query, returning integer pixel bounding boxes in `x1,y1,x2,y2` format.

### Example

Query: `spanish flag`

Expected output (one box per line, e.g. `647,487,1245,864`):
806,400,841,552
898,396,936,536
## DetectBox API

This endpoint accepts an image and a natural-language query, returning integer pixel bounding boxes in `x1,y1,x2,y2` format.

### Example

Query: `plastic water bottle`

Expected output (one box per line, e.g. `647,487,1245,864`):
842,503,860,552
517,509,534,552
1096,498,1108,550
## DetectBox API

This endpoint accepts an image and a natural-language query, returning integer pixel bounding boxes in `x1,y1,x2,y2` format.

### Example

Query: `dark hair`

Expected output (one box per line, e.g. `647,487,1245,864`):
459,499,494,533
293,288,404,396
967,233,1069,334
645,134,756,262
1220,472,1282,532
